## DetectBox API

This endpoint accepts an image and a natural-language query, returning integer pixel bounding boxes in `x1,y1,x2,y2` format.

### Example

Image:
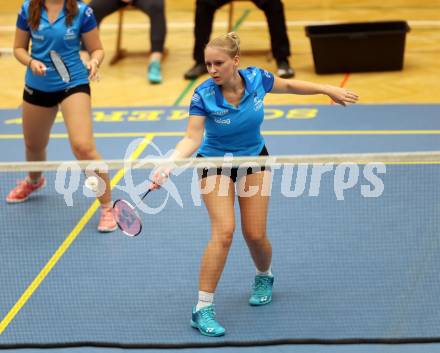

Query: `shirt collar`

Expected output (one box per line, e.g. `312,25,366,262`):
213,69,252,107
239,68,253,94
40,4,67,24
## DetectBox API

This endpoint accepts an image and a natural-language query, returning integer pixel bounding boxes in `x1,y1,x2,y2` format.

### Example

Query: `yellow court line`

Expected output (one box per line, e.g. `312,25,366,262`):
1,130,440,140
0,133,155,335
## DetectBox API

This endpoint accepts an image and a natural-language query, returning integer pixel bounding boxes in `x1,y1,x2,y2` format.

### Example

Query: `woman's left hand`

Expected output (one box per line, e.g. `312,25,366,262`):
86,58,100,81
324,85,359,106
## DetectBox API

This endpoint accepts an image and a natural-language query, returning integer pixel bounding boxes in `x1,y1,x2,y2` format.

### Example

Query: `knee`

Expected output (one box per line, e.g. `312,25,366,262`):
212,223,235,249
243,229,266,245
25,139,47,153
71,141,98,160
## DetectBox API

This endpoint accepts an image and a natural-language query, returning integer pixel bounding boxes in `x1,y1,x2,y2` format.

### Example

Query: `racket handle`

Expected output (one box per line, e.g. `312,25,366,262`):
141,188,152,201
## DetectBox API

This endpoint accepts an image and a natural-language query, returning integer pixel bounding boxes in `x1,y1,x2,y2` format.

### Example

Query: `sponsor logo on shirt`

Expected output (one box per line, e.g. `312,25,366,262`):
31,32,44,40
191,93,201,103
248,69,257,83
214,118,231,125
85,7,93,17
204,88,215,97
64,27,76,40
253,94,263,111
212,109,229,116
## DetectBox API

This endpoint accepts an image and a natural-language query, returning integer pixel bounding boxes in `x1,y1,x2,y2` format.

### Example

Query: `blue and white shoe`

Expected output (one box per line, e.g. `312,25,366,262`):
190,305,225,337
249,274,274,306
147,60,162,84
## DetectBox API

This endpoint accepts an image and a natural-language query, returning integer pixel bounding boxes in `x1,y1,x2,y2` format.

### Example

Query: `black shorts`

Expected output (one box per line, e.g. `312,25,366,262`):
23,84,90,108
197,145,269,183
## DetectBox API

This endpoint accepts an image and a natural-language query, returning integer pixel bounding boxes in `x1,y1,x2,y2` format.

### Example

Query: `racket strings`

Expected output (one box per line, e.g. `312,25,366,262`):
113,199,143,237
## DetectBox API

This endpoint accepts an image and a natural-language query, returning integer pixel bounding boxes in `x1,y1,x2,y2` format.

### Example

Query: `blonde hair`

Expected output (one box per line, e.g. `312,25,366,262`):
206,32,241,58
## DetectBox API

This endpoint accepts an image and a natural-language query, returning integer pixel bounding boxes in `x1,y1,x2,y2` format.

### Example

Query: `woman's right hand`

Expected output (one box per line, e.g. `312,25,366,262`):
29,59,47,76
86,58,100,82
149,167,173,190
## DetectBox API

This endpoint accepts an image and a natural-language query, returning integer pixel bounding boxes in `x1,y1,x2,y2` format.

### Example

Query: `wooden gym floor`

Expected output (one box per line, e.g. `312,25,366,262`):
0,0,439,108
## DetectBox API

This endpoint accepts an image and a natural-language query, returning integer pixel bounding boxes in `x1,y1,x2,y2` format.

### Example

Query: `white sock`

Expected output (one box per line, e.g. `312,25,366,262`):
26,176,41,185
196,291,214,311
256,266,273,277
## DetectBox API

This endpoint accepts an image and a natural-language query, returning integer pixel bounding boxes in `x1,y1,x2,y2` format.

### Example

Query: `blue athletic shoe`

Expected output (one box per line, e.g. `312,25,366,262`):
147,60,162,84
191,305,225,337
249,274,274,306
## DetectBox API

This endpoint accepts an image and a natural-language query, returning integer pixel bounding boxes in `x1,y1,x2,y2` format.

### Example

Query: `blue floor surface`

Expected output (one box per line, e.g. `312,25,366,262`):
1,104,439,352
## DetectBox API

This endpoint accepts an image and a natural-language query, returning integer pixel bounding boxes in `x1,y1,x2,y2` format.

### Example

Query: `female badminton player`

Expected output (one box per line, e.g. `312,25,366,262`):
7,0,117,232
152,32,359,336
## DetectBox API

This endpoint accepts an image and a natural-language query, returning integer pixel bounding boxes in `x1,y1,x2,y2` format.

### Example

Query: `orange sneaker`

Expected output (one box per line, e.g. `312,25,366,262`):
98,206,117,233
6,176,46,203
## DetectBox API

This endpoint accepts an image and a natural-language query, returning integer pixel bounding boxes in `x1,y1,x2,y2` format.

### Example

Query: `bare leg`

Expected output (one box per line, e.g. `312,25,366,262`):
21,101,58,180
60,92,112,205
199,175,236,292
237,171,272,272
150,52,162,63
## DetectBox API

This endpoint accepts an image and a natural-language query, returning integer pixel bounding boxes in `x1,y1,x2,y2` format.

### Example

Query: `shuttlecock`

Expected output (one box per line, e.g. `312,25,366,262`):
85,176,99,192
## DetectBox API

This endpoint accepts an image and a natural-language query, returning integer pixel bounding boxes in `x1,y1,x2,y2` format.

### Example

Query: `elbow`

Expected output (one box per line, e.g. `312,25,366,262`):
13,47,24,60
285,81,295,93
190,135,203,149
281,78,301,94
186,134,203,151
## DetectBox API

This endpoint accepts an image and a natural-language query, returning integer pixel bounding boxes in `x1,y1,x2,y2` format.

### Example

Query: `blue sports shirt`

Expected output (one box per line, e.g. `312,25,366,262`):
16,0,97,92
189,66,274,157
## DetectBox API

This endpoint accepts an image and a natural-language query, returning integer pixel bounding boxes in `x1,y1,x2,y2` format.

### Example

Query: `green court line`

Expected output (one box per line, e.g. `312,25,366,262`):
231,9,251,31
2,130,440,140
0,134,156,335
171,9,251,107
172,80,197,106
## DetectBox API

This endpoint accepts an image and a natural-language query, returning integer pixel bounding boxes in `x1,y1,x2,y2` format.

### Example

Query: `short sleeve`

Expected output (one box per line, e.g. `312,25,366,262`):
189,92,207,117
259,68,275,93
80,5,97,33
16,5,30,32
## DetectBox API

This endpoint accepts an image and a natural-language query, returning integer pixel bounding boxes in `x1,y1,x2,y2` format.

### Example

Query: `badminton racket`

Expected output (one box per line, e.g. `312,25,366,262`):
49,50,71,83
112,171,169,237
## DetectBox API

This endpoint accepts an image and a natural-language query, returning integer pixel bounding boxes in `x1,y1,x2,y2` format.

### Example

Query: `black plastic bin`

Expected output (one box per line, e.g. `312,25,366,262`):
305,21,410,74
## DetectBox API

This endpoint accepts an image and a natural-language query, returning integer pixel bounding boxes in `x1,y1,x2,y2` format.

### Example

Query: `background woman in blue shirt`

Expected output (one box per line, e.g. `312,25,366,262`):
152,32,359,337
7,0,117,232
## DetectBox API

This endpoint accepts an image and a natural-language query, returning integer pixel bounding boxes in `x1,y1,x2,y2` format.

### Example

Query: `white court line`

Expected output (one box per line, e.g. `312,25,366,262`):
0,20,439,32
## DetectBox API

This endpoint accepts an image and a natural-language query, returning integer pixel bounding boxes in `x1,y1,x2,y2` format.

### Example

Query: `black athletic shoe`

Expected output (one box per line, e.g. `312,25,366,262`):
184,63,208,80
277,59,295,79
